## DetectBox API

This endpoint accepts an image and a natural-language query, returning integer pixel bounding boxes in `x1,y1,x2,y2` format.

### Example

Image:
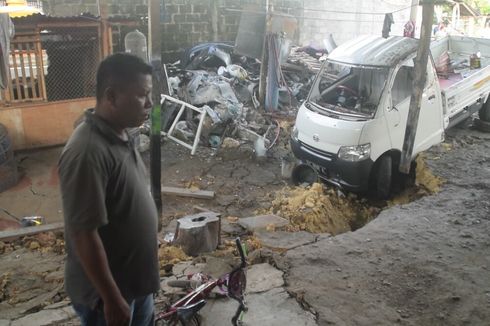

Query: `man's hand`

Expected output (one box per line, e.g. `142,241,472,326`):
104,295,131,326
71,229,130,325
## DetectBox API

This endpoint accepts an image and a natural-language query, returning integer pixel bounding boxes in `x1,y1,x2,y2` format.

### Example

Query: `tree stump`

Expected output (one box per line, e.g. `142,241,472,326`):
174,212,220,256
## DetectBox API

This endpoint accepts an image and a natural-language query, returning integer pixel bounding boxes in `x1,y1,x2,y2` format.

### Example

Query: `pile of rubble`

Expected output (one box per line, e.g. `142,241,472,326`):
141,42,323,156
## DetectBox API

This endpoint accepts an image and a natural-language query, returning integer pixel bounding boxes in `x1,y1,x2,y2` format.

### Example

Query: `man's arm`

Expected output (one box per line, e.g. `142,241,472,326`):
71,229,131,325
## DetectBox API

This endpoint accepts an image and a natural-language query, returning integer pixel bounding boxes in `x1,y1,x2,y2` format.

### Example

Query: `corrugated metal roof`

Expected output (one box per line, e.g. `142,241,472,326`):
328,36,419,67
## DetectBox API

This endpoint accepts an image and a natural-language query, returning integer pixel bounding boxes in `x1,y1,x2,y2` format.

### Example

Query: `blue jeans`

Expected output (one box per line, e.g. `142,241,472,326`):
72,294,154,326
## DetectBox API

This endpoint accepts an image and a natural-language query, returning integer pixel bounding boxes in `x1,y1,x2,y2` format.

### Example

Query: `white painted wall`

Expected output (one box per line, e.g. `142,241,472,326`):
299,0,415,47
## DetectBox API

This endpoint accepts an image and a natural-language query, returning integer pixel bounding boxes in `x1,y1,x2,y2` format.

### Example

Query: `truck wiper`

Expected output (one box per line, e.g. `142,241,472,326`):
306,101,369,121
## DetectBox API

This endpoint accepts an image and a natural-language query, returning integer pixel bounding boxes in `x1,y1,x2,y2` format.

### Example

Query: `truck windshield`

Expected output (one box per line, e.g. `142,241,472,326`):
307,60,389,119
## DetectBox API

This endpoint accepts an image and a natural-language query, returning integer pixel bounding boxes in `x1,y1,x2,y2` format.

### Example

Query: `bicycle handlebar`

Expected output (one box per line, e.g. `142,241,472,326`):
235,237,247,268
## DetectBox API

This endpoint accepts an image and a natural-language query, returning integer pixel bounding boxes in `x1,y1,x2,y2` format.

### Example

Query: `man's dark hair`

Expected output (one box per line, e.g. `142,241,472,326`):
96,53,152,101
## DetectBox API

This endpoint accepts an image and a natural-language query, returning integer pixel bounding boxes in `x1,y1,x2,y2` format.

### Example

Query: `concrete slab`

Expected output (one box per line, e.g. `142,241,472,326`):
199,287,317,326
202,256,233,279
238,214,289,232
255,230,317,251
11,306,76,326
171,261,194,276
221,218,245,235
0,320,11,326
246,263,284,293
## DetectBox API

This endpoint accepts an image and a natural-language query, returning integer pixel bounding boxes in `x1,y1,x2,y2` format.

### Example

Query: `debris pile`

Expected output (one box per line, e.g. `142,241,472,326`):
144,42,321,155
389,156,444,206
415,155,444,193
268,183,380,234
158,245,189,273
0,231,65,255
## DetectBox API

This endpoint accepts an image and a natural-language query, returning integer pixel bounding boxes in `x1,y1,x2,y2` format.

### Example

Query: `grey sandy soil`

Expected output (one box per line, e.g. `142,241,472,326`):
284,127,490,326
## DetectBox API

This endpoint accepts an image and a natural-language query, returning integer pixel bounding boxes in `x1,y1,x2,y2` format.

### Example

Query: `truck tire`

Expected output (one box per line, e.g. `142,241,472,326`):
475,118,490,133
376,155,392,199
479,99,490,122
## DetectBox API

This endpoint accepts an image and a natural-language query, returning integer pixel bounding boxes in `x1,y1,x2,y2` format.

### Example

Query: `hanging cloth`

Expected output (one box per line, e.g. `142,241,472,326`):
382,13,394,39
0,13,15,89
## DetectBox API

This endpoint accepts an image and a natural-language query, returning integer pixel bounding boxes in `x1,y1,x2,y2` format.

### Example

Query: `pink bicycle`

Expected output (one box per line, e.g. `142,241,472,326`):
155,238,247,325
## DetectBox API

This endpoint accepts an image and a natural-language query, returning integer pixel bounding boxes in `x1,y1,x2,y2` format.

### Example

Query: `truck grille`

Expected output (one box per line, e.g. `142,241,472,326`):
299,141,336,161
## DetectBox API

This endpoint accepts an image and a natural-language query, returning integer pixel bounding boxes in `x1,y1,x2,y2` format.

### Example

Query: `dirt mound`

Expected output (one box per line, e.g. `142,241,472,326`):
268,183,380,234
390,156,444,206
415,155,444,193
158,245,189,267
0,232,65,255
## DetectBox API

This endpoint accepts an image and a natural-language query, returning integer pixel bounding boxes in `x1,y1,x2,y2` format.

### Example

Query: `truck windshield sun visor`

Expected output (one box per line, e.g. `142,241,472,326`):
307,61,389,119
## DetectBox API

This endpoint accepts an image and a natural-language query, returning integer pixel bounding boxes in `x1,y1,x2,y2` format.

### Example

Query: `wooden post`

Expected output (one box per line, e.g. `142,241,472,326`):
148,0,163,228
98,0,111,58
399,0,435,174
258,0,270,105
410,0,419,23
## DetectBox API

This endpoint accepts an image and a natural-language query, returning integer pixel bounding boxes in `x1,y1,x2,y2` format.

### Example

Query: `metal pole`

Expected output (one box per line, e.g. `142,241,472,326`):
399,0,434,174
148,0,163,228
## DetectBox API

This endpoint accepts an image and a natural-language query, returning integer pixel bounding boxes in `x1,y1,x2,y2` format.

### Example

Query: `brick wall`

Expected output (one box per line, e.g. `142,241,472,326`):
41,0,303,62
160,0,303,62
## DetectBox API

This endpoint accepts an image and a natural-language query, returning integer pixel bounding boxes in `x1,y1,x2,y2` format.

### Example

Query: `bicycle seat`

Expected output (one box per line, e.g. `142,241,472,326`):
177,299,206,323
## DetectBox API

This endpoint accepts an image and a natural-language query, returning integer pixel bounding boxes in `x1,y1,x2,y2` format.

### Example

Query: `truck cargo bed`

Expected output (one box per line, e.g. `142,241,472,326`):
431,36,490,122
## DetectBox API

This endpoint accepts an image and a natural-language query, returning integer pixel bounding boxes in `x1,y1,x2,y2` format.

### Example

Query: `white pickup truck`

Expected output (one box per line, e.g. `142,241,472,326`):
291,35,490,198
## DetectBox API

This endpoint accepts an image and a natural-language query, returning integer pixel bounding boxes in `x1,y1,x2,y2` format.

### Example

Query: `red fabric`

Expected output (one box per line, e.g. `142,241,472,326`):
404,20,415,38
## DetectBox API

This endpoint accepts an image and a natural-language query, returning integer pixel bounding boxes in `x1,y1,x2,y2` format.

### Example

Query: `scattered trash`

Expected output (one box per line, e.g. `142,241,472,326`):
21,216,44,227
174,121,195,141
221,137,240,149
207,135,219,148
163,232,175,243
149,36,324,155
137,134,150,152
281,154,298,179
254,137,267,158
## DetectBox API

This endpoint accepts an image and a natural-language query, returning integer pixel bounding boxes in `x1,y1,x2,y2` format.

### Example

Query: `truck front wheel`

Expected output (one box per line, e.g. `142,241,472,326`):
376,155,392,199
479,98,490,122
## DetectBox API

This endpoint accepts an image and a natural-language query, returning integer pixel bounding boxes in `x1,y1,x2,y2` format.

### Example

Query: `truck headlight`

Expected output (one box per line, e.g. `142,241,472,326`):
291,126,299,141
338,143,371,162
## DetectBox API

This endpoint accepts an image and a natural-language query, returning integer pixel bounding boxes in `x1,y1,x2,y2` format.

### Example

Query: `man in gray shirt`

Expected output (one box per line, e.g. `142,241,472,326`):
59,53,159,326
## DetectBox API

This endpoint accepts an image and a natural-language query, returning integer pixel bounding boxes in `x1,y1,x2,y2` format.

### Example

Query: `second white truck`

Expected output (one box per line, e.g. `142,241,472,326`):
291,35,490,198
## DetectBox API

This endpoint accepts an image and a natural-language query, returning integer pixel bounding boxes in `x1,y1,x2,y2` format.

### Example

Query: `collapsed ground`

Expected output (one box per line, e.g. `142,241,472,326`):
286,126,490,326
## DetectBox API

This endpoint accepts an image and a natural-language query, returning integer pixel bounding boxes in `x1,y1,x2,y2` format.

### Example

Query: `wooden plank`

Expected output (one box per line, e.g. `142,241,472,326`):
10,45,23,100
25,42,39,98
18,43,28,100
399,1,435,173
0,222,64,242
34,32,47,100
161,186,215,199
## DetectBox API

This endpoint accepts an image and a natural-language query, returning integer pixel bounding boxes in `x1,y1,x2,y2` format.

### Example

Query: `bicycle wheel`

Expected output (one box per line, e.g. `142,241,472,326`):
155,314,201,326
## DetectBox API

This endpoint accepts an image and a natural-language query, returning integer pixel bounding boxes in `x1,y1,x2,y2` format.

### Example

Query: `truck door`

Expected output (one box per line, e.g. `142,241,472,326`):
385,58,444,153
413,58,444,154
385,59,413,150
